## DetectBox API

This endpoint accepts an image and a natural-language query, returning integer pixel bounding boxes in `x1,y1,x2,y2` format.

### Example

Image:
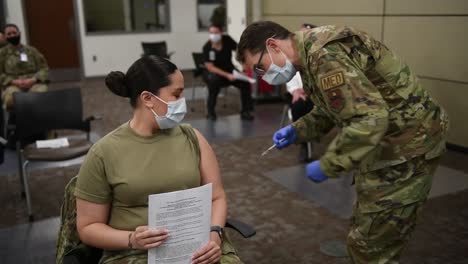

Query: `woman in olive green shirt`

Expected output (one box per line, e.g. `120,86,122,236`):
75,56,240,264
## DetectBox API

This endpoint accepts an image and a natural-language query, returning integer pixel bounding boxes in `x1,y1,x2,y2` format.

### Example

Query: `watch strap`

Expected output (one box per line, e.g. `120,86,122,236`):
210,225,224,241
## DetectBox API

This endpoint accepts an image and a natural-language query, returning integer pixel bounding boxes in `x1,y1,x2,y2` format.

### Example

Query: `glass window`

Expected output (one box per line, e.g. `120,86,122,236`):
197,0,226,31
83,0,170,34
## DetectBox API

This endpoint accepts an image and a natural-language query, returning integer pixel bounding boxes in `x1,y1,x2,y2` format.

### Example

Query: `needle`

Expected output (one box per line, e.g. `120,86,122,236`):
261,139,285,157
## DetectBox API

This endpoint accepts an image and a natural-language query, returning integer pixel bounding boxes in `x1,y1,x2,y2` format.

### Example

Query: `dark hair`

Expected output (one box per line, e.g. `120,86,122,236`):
105,55,178,107
3,23,19,33
237,21,292,63
209,23,223,31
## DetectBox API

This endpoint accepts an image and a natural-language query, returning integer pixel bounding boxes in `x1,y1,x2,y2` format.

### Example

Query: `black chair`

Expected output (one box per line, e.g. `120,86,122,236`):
56,176,256,264
141,41,174,59
13,88,99,221
191,52,229,112
279,93,313,161
0,104,4,164
190,52,207,111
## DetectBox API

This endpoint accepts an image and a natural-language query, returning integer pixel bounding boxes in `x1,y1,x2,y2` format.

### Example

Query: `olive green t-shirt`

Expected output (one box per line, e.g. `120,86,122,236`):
74,122,201,231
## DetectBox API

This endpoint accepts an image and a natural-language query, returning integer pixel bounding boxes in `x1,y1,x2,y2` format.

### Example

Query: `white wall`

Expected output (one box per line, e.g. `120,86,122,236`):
226,0,247,43
5,0,246,77
4,0,28,43
76,0,211,77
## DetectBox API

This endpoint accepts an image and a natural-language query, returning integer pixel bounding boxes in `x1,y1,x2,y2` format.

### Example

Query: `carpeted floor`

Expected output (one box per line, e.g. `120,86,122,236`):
1,76,467,263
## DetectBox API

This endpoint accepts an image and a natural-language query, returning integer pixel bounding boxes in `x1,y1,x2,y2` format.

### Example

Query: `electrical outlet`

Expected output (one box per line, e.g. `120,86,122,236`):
92,55,97,62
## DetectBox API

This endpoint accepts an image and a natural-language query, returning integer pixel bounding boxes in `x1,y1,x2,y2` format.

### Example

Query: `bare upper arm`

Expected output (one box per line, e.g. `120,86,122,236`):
193,129,225,200
76,198,110,232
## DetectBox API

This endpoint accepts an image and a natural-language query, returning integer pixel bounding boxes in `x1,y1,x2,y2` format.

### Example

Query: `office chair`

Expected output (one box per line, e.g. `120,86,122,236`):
141,41,174,59
13,88,100,221
191,52,230,113
0,104,4,164
279,93,313,161
190,52,207,112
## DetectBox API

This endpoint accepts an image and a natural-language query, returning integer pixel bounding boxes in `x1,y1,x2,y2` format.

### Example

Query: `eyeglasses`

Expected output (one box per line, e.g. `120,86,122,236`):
253,47,266,76
253,34,276,76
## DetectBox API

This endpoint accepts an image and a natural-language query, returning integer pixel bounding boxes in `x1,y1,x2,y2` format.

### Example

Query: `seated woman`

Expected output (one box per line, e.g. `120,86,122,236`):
75,56,242,264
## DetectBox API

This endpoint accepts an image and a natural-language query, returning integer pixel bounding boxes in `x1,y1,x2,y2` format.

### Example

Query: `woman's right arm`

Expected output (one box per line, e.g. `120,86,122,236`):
76,198,170,251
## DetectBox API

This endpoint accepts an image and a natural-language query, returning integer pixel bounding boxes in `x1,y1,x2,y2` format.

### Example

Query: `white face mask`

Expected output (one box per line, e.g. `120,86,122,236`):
262,47,297,85
209,33,222,43
149,94,187,129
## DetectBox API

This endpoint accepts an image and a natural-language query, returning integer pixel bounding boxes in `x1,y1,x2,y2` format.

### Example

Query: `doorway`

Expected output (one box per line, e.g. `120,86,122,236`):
23,0,81,82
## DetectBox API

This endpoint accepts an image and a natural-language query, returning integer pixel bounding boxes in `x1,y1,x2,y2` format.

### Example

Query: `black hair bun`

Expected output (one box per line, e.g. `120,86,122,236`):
105,71,130,97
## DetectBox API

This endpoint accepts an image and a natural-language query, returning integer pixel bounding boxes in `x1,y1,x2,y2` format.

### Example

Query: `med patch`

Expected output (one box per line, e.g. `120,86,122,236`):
320,71,345,91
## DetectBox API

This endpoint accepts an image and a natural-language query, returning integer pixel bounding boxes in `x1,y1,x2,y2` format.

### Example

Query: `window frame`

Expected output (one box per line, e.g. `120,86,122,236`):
82,0,171,36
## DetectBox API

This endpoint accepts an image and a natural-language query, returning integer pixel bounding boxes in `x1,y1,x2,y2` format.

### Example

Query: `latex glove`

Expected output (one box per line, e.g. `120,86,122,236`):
306,160,329,183
273,125,297,149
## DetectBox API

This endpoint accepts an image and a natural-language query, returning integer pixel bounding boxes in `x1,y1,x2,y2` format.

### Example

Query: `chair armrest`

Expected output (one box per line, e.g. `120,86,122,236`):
225,218,256,238
62,244,102,264
0,136,7,146
84,115,102,122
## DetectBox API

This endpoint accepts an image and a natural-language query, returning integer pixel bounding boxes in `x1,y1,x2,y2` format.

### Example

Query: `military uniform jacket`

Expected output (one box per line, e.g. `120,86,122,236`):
0,44,49,86
293,26,449,178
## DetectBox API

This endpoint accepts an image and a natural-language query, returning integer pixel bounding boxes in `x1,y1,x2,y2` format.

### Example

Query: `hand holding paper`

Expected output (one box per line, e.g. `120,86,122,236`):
148,184,212,264
232,70,256,84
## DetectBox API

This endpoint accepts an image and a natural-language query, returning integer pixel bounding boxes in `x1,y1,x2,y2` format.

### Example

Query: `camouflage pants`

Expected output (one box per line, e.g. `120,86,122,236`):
347,157,440,264
2,83,48,110
100,231,243,264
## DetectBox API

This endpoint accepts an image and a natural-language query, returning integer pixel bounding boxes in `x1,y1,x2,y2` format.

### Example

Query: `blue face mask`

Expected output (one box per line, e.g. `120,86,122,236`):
262,47,297,85
149,94,187,129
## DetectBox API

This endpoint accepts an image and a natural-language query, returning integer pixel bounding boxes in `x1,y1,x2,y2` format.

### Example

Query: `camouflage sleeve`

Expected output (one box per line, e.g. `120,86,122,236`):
314,51,389,178
31,47,49,82
0,50,13,86
292,106,334,143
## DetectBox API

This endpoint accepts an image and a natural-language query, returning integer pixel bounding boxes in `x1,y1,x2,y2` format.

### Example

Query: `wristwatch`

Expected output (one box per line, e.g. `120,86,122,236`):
210,225,224,242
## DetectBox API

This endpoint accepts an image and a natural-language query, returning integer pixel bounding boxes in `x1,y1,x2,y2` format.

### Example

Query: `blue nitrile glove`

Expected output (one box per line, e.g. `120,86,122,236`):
306,160,329,183
273,125,297,149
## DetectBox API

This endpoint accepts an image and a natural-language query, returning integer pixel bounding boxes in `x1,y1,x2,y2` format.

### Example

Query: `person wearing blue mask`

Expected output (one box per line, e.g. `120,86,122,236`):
236,21,448,263
74,56,243,264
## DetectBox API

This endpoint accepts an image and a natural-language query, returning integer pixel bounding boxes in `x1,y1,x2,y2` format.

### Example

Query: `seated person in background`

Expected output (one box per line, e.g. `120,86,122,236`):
0,23,48,111
0,32,8,49
203,24,254,121
75,56,242,264
285,23,317,162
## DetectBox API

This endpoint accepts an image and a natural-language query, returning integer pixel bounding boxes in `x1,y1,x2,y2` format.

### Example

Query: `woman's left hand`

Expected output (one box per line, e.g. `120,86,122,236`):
191,233,222,264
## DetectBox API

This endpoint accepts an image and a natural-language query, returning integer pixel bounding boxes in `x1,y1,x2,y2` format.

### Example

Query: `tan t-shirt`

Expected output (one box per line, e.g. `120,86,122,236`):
75,122,201,231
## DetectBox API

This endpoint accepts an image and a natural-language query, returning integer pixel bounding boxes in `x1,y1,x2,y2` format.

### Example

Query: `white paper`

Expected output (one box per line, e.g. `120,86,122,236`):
36,137,69,149
233,70,256,84
20,53,28,62
148,183,212,264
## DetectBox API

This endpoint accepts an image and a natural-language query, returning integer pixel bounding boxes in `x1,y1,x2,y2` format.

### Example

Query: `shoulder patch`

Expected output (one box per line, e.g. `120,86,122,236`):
326,88,345,113
320,71,345,91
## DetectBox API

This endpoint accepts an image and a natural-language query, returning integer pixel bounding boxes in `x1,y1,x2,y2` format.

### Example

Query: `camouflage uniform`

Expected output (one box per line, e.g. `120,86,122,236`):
292,26,449,263
0,44,48,109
